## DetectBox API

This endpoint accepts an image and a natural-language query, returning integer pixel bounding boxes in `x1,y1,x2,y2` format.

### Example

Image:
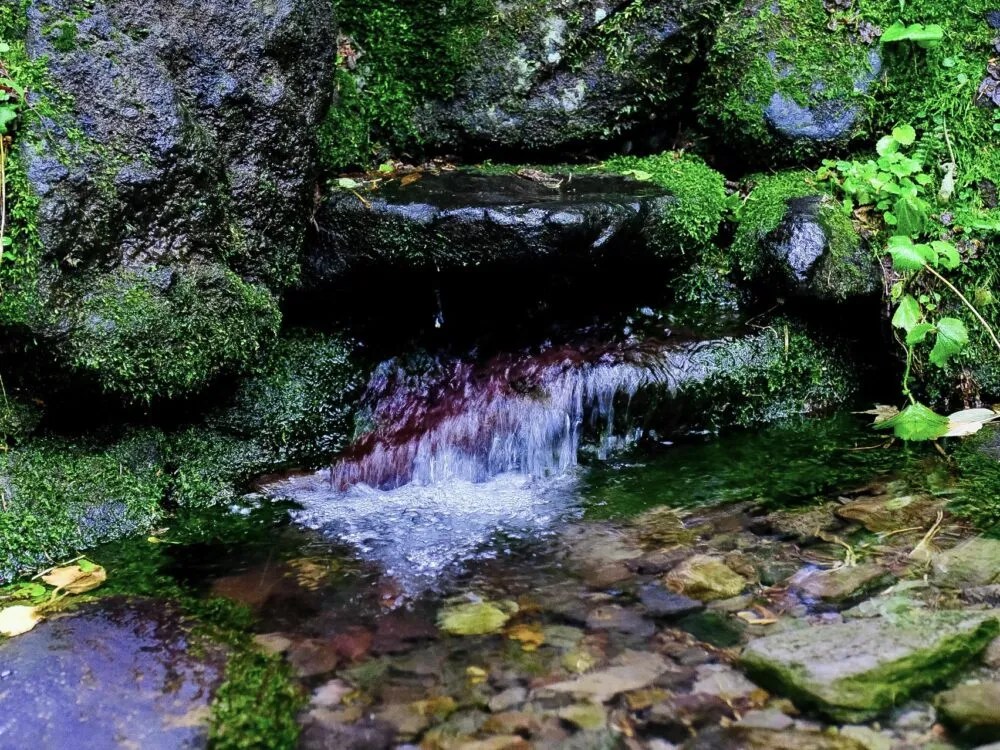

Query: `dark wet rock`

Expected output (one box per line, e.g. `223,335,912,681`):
936,682,1000,740
961,586,1000,607
585,605,655,636
415,0,723,153
582,561,634,589
933,537,1000,587
740,611,1000,722
286,637,341,678
639,583,705,618
299,714,397,750
759,197,880,301
0,598,226,749
682,725,868,749
790,564,894,602
644,693,741,741
988,10,1000,29
488,687,529,713
21,0,333,398
664,555,748,602
756,503,843,542
309,173,672,280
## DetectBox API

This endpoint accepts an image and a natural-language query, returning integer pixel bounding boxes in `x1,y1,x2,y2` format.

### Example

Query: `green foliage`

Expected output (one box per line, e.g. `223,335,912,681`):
875,402,950,440
322,0,492,169
208,649,305,750
603,152,728,252
732,170,819,274
167,429,273,510
209,331,364,465
66,265,281,402
880,21,945,46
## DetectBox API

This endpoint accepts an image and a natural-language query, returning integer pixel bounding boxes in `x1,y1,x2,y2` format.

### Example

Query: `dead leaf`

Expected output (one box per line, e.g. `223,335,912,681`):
0,605,41,636
855,405,899,425
506,623,545,652
42,563,107,594
399,172,422,187
943,408,1000,437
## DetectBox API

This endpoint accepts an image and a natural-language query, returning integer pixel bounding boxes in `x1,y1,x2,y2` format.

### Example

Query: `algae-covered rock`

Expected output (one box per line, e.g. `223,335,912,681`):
438,600,513,636
682,725,868,750
740,611,1000,721
699,0,880,158
665,555,748,602
790,564,894,603
933,537,1000,588
936,681,1000,740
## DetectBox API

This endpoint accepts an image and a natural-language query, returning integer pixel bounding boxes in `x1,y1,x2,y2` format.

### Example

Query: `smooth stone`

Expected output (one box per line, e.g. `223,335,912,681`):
736,709,795,731
665,555,748,602
836,494,942,533
557,702,607,730
838,726,893,750
691,664,761,701
488,686,529,713
299,714,396,750
681,725,868,749
585,605,655,636
790,564,893,602
740,611,1000,722
455,736,531,750
933,538,1000,587
311,679,353,709
937,682,1000,737
0,599,226,750
639,583,705,618
542,650,671,703
985,635,1000,668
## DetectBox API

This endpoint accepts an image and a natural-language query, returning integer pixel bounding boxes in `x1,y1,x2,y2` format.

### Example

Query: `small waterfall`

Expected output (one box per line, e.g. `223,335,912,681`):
325,339,719,491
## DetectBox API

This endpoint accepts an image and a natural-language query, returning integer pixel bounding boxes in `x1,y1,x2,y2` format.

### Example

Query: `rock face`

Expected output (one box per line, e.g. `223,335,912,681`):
936,681,1000,740
417,0,722,153
309,172,673,280
0,598,227,749
933,537,1000,588
740,611,1000,722
759,197,880,302
20,0,335,399
701,0,881,156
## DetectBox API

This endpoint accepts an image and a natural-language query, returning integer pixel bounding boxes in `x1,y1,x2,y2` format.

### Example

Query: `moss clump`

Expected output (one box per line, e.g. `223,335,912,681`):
322,0,492,169
168,429,273,510
0,433,171,581
0,392,42,448
603,152,729,254
65,264,280,402
733,170,820,273
699,0,880,157
209,331,364,465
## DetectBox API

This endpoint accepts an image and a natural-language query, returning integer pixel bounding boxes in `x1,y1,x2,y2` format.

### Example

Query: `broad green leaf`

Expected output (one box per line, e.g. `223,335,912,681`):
892,295,922,331
906,322,935,344
931,240,960,270
887,241,928,272
336,177,361,190
894,196,927,236
891,125,917,146
875,402,949,441
880,21,909,42
876,136,899,157
623,169,653,182
0,107,16,135
929,317,968,367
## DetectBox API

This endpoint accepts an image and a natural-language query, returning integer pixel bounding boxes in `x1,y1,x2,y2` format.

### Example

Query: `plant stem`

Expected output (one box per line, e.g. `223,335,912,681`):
924,264,1000,355
902,344,916,405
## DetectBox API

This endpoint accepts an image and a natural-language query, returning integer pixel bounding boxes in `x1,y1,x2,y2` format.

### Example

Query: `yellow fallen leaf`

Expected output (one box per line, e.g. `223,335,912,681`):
41,563,107,594
0,605,42,636
466,666,488,685
506,623,545,652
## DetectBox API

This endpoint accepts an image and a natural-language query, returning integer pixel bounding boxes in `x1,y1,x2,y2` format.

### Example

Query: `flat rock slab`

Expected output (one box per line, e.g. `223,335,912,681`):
740,610,1000,722
0,598,227,749
933,537,1000,587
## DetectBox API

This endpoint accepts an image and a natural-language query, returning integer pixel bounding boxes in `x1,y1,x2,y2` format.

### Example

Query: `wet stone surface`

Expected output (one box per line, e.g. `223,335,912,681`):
0,598,226,749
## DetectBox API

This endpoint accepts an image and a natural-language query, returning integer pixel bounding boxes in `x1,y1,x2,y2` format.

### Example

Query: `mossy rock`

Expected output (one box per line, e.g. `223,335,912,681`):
740,611,1000,721
699,0,881,160
208,330,366,466
0,433,171,582
61,264,281,402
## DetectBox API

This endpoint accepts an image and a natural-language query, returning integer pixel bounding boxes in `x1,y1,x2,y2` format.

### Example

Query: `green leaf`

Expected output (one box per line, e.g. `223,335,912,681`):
931,240,960,270
892,295,922,331
891,125,917,146
875,402,949,441
929,317,968,367
876,136,899,157
894,196,927,236
906,322,935,344
0,107,15,135
336,177,362,190
887,237,927,272
623,169,653,182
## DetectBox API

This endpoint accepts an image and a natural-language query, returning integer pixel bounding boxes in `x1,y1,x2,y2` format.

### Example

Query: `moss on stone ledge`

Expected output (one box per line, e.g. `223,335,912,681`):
64,265,281,402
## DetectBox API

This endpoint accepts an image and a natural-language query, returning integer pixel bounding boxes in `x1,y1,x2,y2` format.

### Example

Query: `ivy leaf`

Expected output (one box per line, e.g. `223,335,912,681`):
887,238,928,272
891,124,917,146
929,317,968,368
875,402,949,441
906,322,935,344
892,295,922,331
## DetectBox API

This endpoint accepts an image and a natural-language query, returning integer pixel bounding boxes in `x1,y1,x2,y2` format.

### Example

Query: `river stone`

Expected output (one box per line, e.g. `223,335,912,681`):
310,172,673,280
639,583,705,618
541,650,672,703
933,537,1000,587
0,598,226,749
835,493,943,533
665,555,748,602
936,682,1000,738
739,611,1000,722
681,725,868,749
790,564,893,602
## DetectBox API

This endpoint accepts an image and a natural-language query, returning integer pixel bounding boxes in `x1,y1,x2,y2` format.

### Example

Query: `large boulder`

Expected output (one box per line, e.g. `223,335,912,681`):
14,0,336,400
415,0,723,154
699,0,881,159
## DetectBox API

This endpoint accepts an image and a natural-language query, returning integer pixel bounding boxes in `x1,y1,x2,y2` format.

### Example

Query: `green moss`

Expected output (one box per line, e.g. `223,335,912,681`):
732,170,819,274
209,330,364,465
603,152,729,254
0,392,42,447
208,648,305,750
65,265,281,402
323,0,493,169
0,433,171,581
168,429,273,510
